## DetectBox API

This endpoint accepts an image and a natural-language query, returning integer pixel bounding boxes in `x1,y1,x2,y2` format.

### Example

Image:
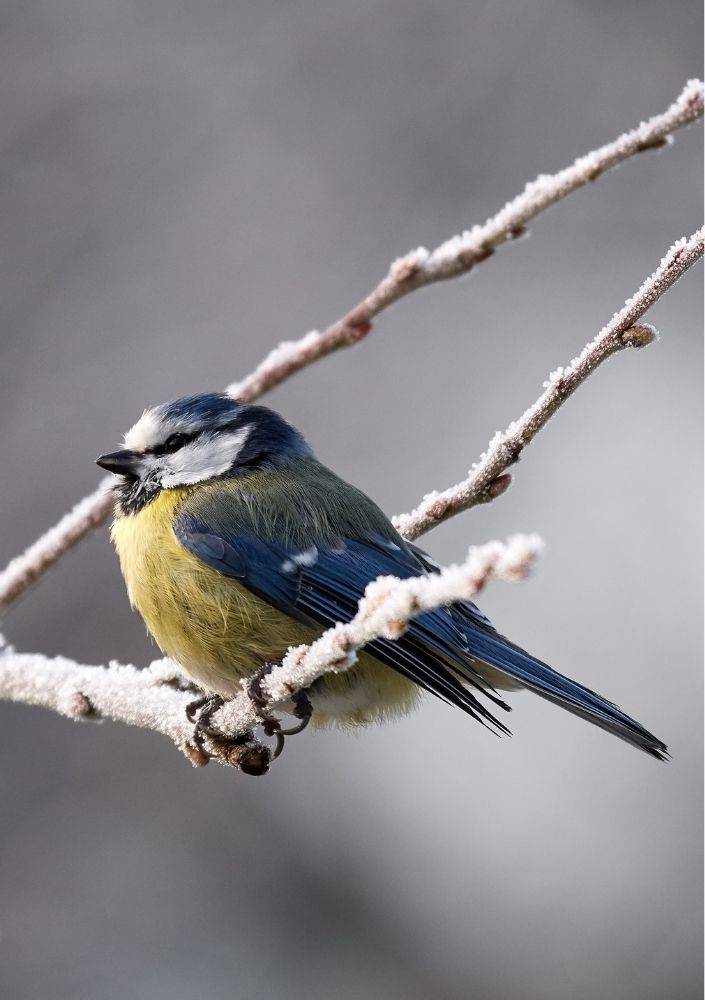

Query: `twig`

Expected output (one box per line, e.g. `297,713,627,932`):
0,641,197,743
0,479,114,610
226,79,703,401
0,535,542,770
393,227,704,540
0,81,701,612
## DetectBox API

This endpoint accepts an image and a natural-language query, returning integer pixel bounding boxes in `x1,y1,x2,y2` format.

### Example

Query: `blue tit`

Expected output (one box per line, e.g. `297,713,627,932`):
97,391,667,764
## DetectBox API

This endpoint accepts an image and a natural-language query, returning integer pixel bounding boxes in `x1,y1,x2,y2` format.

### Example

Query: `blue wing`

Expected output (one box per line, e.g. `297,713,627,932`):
175,509,511,732
174,498,668,759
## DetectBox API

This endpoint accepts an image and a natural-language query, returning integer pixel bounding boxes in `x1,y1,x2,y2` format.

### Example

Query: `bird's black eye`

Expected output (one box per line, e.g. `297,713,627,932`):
165,432,188,452
156,432,189,455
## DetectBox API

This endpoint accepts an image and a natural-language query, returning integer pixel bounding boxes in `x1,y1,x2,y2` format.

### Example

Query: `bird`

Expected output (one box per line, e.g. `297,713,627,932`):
97,391,667,771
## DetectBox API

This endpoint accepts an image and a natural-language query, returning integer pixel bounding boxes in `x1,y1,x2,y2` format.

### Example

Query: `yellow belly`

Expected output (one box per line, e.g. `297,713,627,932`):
110,488,419,724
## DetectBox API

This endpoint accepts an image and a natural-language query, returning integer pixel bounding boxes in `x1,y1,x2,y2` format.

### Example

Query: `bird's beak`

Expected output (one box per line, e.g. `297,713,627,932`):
96,449,142,477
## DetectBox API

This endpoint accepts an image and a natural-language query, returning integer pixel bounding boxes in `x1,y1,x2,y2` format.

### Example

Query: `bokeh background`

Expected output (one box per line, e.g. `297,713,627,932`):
1,3,702,998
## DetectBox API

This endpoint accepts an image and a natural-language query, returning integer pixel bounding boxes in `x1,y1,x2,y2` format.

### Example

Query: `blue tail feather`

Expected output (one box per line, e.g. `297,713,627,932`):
454,608,668,760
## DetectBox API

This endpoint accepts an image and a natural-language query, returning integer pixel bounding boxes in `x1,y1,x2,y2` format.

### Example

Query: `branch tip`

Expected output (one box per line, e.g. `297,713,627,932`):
230,742,271,776
394,227,703,540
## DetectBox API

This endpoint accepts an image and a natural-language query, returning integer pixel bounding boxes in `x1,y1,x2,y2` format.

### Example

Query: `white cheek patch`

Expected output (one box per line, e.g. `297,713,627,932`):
160,426,252,488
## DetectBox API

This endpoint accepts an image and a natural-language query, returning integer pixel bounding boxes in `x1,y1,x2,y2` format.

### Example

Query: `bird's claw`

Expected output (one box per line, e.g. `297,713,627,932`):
186,693,226,751
247,663,313,758
279,690,313,736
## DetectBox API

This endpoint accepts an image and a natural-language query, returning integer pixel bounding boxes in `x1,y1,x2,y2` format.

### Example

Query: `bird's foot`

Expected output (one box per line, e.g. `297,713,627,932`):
248,663,313,758
185,692,224,743
185,693,270,776
248,664,285,758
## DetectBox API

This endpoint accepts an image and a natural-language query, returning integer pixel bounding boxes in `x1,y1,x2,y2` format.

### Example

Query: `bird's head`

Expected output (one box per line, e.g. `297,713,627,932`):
97,392,313,514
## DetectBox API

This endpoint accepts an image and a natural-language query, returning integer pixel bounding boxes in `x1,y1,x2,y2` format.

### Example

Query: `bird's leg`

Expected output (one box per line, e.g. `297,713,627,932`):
185,692,271,775
247,661,276,713
185,693,211,723
185,693,226,753
185,693,209,755
247,663,313,757
189,693,225,737
248,663,285,758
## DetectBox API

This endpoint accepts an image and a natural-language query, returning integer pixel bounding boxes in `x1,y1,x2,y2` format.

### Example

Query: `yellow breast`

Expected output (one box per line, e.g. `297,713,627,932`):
110,489,316,695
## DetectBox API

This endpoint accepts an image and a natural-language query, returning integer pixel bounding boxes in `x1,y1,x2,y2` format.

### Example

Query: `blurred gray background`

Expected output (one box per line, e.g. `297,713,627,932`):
0,2,702,999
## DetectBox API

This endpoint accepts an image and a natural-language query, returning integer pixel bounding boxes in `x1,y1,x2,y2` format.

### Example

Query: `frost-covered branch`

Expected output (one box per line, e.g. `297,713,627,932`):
0,480,114,610
0,640,201,751
0,535,542,771
0,81,701,612
393,227,705,539
226,79,703,401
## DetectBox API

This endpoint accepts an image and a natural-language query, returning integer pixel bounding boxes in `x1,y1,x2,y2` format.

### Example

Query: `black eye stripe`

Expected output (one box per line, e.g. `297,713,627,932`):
148,419,247,458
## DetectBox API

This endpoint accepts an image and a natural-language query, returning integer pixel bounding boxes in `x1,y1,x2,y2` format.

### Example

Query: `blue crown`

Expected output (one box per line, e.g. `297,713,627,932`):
160,392,241,427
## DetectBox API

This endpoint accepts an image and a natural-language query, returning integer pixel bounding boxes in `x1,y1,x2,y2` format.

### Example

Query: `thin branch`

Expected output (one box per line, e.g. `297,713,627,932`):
0,535,542,771
393,227,705,540
0,81,701,613
0,479,114,610
0,641,198,747
226,79,703,401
